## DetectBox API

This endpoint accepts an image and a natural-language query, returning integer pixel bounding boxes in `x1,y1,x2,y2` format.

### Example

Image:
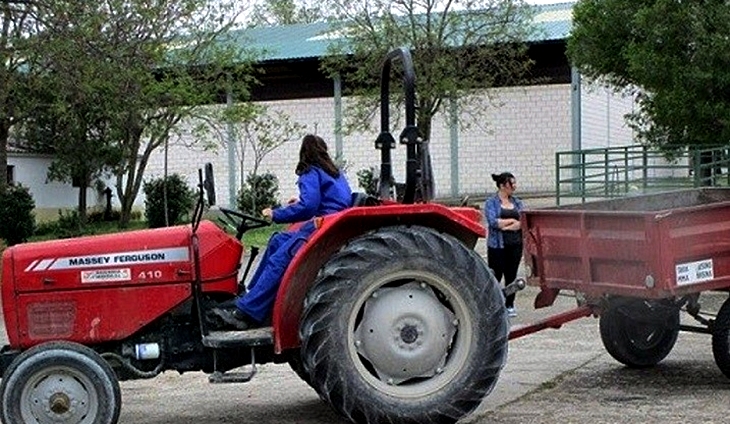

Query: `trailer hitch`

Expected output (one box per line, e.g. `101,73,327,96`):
503,278,527,299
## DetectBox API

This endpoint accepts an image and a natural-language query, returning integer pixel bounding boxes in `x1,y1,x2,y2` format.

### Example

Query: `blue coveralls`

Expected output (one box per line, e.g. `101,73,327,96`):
236,166,352,323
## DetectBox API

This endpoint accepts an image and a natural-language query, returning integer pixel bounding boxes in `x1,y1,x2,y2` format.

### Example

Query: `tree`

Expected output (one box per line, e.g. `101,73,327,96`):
222,103,305,196
143,174,195,228
21,0,259,227
0,2,43,195
247,0,326,26
20,51,122,224
320,0,536,143
0,184,35,246
567,0,730,152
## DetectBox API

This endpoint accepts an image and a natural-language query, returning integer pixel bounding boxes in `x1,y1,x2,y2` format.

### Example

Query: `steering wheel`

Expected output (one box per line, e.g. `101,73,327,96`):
218,207,271,240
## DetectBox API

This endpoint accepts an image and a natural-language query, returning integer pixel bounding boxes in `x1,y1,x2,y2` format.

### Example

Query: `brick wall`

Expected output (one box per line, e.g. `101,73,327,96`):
147,83,577,206
581,83,636,149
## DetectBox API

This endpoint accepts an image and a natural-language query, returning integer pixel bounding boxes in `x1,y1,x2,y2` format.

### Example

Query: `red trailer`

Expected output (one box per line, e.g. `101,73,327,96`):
517,188,730,374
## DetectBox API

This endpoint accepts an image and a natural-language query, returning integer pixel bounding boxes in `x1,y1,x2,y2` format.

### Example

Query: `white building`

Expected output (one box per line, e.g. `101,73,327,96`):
144,1,639,207
7,1,642,214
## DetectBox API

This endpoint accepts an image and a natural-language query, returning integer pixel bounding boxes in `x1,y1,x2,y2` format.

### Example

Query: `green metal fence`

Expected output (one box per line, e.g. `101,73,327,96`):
555,145,730,205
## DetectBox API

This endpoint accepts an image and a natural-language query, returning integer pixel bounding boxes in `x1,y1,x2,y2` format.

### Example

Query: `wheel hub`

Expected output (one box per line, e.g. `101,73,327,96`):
49,393,71,414
353,282,456,384
27,371,91,422
400,325,419,344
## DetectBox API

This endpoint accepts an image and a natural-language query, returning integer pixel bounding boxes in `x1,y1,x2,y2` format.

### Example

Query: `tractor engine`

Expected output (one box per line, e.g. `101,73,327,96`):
1,221,242,351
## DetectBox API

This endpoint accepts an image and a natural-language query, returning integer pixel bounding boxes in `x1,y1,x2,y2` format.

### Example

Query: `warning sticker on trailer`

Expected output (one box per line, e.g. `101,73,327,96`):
81,268,132,283
675,259,714,285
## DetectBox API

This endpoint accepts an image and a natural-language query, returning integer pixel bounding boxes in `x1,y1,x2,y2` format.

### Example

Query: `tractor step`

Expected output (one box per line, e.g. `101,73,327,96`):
209,369,256,384
202,326,273,349
207,342,262,384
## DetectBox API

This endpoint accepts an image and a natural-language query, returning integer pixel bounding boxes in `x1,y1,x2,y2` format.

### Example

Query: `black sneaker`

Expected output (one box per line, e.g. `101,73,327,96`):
210,306,254,331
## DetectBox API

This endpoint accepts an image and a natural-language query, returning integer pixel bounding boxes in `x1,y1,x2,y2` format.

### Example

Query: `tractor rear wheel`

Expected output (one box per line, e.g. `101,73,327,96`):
286,349,312,387
0,341,121,424
599,297,680,368
299,225,508,424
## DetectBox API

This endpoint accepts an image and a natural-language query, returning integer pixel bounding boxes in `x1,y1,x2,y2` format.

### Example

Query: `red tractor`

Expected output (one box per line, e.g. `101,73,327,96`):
0,49,508,424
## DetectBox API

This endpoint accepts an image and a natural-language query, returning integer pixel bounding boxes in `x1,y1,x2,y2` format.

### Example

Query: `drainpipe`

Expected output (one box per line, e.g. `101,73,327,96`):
226,85,238,208
570,66,582,196
333,73,343,162
449,96,459,198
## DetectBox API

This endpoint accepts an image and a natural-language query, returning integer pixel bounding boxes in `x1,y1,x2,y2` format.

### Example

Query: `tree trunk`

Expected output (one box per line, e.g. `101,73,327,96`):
77,182,88,225
0,121,9,195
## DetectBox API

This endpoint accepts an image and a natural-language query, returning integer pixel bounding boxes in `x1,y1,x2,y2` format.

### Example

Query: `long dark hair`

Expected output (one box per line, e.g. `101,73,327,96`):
492,172,515,189
295,134,340,177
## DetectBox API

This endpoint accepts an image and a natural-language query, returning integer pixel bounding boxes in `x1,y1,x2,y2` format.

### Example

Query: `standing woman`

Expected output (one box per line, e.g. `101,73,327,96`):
484,172,524,317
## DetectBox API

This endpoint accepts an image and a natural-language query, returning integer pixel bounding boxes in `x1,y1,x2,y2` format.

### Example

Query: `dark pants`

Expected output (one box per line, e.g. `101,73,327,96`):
236,221,316,323
487,244,523,308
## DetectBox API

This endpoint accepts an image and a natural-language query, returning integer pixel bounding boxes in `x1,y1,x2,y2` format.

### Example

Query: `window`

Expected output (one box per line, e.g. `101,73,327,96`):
6,165,14,185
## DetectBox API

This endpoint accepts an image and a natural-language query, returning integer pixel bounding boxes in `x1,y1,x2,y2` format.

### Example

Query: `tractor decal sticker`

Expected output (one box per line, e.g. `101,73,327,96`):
81,268,132,283
24,259,53,272
26,247,190,271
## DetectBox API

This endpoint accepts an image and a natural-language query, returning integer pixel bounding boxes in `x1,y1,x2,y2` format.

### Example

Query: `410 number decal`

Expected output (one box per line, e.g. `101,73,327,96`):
138,270,163,279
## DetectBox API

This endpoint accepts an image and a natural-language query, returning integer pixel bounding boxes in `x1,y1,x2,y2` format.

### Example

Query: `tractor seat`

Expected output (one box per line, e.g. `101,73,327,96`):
351,192,381,207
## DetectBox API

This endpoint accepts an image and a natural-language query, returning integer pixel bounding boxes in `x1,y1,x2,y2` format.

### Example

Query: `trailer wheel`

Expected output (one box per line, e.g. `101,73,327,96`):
711,297,730,378
599,298,680,368
299,225,508,424
0,341,121,424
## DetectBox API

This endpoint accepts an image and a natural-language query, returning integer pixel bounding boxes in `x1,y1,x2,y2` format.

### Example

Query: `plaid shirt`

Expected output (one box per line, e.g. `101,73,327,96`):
484,193,525,249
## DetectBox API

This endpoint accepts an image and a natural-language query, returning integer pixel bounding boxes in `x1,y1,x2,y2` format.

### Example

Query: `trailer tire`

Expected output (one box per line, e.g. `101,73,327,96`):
299,225,508,424
599,298,680,368
0,341,121,424
711,297,730,378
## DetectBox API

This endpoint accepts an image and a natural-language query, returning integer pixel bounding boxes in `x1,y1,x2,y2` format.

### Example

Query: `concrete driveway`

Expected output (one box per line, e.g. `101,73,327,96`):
1,285,729,423
114,285,730,424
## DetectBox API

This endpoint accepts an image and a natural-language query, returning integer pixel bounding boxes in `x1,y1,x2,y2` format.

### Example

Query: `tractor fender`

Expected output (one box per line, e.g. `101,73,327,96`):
271,203,486,353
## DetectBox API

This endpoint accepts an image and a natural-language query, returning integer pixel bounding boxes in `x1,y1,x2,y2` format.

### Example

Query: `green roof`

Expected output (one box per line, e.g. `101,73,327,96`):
229,1,575,63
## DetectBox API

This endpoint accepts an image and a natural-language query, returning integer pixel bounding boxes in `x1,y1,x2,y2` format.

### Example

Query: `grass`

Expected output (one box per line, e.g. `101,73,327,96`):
3,216,279,249
29,220,148,242
241,224,283,248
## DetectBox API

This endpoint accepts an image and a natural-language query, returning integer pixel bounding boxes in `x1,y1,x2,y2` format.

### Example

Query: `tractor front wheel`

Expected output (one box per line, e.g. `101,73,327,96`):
299,225,508,424
0,341,121,424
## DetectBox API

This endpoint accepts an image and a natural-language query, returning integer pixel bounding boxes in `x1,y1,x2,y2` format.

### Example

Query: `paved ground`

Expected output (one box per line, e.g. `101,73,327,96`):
4,232,730,423
468,287,730,424
111,285,730,424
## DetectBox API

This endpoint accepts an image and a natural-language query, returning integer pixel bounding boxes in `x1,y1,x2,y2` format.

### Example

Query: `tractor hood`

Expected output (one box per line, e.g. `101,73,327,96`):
1,220,242,349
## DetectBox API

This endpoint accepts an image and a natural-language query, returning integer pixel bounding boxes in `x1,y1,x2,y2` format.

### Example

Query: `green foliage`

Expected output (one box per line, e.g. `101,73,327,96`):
0,2,47,195
33,215,146,241
356,167,377,196
56,210,85,239
143,174,195,228
33,220,59,238
320,0,536,141
237,173,281,216
15,0,259,227
241,223,285,248
223,103,306,178
567,0,730,152
0,185,35,246
247,0,325,26
87,208,122,223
